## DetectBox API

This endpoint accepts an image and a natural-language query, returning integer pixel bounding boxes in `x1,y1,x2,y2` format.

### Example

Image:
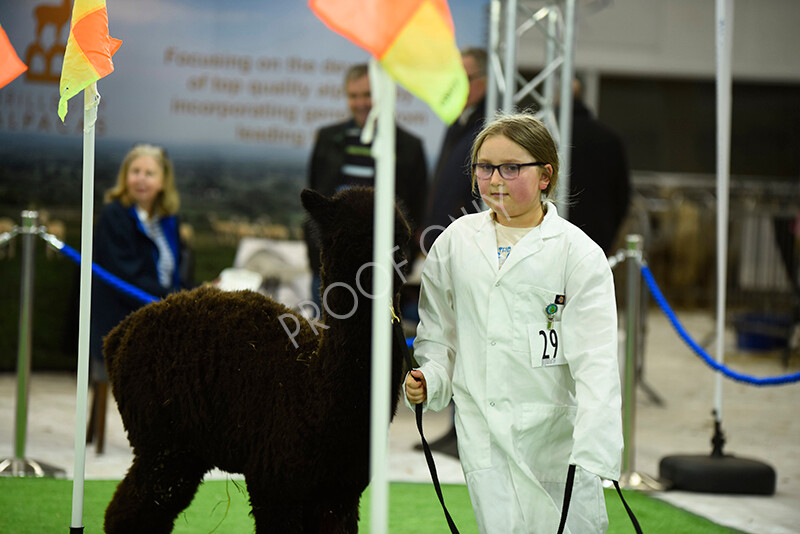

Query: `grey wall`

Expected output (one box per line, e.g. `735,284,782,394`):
517,0,800,82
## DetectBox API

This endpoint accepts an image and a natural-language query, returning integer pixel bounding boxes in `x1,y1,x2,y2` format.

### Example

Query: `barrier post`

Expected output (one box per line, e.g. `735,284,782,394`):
619,234,661,490
0,212,64,477
14,210,37,465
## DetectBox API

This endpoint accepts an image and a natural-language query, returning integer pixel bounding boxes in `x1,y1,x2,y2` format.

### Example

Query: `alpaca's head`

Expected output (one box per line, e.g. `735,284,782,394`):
302,187,412,296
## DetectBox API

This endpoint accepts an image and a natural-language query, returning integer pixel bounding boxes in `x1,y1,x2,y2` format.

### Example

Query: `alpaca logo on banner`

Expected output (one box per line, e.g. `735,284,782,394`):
25,0,71,83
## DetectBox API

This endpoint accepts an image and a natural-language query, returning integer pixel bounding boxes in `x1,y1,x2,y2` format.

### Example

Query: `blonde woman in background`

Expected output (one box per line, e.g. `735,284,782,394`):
90,144,191,383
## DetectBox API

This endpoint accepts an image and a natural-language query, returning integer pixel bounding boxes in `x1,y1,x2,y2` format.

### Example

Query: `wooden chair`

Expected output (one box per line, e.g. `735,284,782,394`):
86,380,108,454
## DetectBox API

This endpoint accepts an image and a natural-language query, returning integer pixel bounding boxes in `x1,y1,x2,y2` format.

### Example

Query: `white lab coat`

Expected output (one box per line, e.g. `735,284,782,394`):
410,203,623,534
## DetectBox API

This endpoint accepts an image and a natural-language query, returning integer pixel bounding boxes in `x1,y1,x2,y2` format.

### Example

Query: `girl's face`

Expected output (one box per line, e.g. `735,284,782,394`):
476,134,551,228
126,155,164,213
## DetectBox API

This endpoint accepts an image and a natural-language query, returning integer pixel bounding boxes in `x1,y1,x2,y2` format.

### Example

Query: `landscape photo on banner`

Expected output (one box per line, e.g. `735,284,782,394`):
0,0,486,228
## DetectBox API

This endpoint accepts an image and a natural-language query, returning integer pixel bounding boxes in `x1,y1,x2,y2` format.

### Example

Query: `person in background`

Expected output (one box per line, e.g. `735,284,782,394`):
415,47,488,457
87,144,191,451
305,63,428,311
420,47,488,253
406,112,623,533
566,78,631,255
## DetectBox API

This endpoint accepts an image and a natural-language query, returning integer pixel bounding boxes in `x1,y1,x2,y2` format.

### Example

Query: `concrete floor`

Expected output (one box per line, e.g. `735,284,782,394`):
1,310,798,534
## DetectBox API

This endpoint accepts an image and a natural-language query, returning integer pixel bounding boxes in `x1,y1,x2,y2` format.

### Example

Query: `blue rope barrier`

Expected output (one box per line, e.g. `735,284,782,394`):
641,264,800,386
49,234,798,383
55,237,417,349
57,242,159,305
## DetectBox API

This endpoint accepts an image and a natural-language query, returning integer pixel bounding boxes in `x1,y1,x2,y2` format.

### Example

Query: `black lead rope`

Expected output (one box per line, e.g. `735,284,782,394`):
556,464,577,534
413,399,461,533
392,316,460,534
613,480,644,534
557,465,643,534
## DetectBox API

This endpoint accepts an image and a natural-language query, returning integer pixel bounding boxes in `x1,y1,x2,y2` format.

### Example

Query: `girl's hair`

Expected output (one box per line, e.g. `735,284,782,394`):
105,144,179,216
470,112,560,199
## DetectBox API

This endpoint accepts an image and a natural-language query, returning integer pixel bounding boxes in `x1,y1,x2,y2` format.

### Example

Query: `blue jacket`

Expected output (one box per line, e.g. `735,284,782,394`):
89,200,185,364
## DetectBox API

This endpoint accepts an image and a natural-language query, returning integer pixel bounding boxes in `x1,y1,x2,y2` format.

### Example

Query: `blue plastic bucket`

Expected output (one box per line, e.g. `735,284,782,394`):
733,312,791,351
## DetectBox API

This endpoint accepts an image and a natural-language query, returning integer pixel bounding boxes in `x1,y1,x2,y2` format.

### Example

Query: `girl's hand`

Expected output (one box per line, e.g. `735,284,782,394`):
405,369,427,404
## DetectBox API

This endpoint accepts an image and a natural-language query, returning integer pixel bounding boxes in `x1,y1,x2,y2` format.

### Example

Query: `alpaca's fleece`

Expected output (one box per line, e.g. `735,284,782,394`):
103,187,411,534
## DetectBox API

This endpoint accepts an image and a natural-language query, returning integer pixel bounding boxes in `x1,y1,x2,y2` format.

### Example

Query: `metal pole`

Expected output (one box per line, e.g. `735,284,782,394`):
622,234,641,478
0,213,65,478
556,0,576,216
620,234,662,490
501,0,518,112
14,211,37,464
367,60,396,534
542,8,558,132
71,84,100,531
714,0,734,426
485,0,502,117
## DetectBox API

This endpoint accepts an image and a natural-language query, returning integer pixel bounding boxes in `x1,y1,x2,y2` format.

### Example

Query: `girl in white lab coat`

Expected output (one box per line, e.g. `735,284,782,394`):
406,112,623,534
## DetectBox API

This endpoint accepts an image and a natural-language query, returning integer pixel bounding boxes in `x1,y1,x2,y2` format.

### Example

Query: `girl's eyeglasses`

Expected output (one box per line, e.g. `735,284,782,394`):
472,162,547,181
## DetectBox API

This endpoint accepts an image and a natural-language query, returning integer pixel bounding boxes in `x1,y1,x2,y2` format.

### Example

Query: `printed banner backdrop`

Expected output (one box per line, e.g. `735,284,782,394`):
0,0,486,227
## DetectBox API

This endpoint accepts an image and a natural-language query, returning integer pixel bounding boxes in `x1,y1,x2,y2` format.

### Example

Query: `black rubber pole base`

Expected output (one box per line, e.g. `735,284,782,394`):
659,454,776,495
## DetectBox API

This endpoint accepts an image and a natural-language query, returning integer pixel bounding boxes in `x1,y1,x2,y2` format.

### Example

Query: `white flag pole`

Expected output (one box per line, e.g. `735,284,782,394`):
366,59,396,534
70,82,99,532
658,0,774,495
714,0,733,425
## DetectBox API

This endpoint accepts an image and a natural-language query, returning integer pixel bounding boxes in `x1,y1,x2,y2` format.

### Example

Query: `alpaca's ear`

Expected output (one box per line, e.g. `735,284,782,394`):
301,189,335,226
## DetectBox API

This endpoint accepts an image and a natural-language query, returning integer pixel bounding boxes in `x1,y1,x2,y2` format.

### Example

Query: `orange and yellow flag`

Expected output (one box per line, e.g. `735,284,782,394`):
309,0,468,125
0,23,27,90
58,0,122,121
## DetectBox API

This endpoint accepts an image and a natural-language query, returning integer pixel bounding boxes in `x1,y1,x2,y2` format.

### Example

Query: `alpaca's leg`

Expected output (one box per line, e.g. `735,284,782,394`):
306,494,361,533
104,448,207,534
246,475,308,533
246,477,360,534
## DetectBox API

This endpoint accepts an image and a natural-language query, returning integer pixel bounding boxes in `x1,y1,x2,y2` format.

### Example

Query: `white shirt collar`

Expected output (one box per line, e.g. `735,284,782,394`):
135,205,159,225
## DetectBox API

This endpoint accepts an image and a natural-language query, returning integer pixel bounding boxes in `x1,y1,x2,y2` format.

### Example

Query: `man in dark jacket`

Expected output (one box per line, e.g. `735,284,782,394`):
305,63,428,309
420,47,487,254
567,80,631,254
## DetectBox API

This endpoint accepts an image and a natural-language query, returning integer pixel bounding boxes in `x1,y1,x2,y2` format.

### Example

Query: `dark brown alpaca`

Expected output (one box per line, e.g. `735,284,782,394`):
103,187,411,533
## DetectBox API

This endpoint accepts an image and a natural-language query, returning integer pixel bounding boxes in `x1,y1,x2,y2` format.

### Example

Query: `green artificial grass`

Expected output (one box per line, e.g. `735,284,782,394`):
0,477,744,533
